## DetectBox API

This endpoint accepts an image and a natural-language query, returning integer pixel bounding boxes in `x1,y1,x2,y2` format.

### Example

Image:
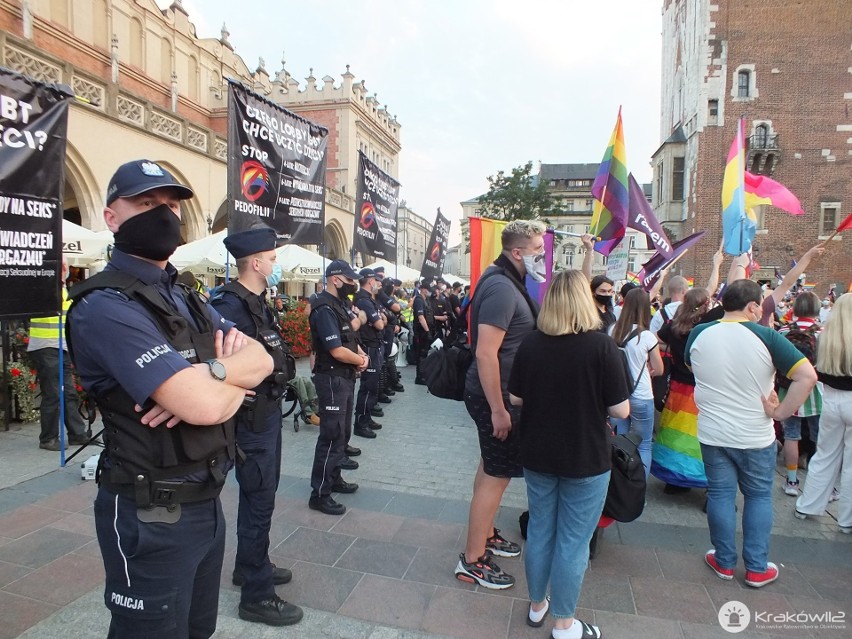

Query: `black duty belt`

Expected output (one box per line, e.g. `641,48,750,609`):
313,363,356,380
99,469,223,507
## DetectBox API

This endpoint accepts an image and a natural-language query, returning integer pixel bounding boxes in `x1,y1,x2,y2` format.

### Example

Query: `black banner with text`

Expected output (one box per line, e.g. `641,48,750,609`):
419,209,451,282
227,81,328,243
353,151,400,261
0,68,71,319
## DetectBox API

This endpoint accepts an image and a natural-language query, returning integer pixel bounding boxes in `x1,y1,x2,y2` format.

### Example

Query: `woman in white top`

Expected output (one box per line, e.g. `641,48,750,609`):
609,288,665,478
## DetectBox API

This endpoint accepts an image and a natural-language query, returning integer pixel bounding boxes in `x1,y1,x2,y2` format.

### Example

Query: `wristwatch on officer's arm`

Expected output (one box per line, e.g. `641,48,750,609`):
205,359,226,381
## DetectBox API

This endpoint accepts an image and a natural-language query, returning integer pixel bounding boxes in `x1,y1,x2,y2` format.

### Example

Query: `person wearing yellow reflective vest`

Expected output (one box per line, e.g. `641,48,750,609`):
28,260,88,451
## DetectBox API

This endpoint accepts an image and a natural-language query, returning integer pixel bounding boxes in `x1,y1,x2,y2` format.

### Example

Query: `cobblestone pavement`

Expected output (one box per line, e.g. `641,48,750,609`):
0,361,850,638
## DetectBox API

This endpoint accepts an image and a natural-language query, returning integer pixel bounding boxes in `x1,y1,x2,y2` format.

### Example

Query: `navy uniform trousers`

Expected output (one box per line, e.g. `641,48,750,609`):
234,403,282,604
310,373,355,497
354,346,383,426
94,487,225,639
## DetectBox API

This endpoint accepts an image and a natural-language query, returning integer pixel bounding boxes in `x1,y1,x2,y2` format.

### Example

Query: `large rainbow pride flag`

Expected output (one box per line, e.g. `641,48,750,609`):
468,217,554,303
590,108,629,256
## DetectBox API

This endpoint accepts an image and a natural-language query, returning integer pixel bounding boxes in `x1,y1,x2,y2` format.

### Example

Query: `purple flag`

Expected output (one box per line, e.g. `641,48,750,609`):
637,231,706,292
627,173,673,258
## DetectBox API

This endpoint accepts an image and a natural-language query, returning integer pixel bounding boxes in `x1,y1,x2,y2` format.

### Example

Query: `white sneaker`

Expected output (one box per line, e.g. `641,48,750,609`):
783,479,799,496
829,488,840,503
839,526,852,534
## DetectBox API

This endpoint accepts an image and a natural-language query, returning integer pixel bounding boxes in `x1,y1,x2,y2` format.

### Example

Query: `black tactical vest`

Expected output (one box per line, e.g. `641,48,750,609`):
67,271,235,493
353,289,383,347
310,291,358,378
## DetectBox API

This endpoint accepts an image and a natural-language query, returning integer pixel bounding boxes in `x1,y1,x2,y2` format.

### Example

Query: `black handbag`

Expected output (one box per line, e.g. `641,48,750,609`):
603,431,647,522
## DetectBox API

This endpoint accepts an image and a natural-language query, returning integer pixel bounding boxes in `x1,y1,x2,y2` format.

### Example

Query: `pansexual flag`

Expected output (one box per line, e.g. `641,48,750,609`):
590,108,629,256
744,172,804,216
721,118,754,256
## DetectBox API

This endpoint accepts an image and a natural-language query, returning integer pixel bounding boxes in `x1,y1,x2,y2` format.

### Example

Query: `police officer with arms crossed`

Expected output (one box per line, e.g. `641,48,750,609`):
413,281,436,384
67,160,273,638
353,268,386,437
210,226,303,627
309,259,369,515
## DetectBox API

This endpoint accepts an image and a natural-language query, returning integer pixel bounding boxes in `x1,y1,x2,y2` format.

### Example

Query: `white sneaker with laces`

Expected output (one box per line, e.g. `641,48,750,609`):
783,479,799,496
829,488,840,502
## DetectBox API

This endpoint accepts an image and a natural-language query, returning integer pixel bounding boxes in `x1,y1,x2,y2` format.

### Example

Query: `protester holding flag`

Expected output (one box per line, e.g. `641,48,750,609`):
652,287,713,494
580,234,616,332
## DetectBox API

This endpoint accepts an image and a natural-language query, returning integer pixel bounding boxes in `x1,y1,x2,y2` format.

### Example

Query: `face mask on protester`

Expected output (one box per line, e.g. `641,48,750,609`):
522,252,547,283
113,203,181,261
595,293,614,308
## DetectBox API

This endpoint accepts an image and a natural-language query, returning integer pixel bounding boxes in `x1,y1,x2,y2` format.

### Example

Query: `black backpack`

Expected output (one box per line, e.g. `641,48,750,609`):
420,336,473,401
775,323,819,389
603,431,647,522
652,307,673,411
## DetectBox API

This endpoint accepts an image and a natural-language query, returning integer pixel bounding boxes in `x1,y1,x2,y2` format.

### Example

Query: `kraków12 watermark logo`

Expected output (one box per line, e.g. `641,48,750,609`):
719,600,847,633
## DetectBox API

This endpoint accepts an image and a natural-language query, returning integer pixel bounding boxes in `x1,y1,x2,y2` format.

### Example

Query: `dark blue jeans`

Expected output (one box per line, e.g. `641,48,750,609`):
28,348,86,443
94,488,226,639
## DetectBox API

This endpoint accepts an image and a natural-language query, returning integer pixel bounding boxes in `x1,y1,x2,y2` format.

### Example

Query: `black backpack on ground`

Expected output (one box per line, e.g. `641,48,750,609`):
420,336,473,401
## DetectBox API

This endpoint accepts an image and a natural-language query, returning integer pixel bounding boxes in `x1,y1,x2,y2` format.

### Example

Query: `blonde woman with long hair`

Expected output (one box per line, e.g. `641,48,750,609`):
793,293,852,533
509,270,630,639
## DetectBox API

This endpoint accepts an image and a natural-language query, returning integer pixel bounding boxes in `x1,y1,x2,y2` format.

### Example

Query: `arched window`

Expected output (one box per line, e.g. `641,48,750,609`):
129,18,143,68
737,70,751,98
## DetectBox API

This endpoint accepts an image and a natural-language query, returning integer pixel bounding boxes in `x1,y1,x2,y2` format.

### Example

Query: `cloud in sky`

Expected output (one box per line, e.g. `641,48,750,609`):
160,0,662,244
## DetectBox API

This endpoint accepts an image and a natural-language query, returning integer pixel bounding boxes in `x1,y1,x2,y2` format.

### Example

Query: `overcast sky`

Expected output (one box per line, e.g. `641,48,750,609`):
162,0,662,242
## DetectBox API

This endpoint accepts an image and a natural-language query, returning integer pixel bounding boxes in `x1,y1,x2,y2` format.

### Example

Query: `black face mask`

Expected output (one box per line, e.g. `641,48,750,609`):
336,280,357,297
113,203,182,261
595,294,614,308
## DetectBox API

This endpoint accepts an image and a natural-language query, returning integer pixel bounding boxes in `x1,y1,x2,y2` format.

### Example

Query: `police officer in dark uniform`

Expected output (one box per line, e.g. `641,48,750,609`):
353,268,385,436
413,281,436,384
66,160,274,638
309,259,368,515
377,277,405,395
430,280,452,338
210,227,302,627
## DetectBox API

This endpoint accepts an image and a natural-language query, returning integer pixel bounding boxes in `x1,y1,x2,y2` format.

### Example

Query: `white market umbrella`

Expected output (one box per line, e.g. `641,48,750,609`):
363,259,421,284
61,220,111,266
276,244,325,282
170,230,236,276
441,272,469,287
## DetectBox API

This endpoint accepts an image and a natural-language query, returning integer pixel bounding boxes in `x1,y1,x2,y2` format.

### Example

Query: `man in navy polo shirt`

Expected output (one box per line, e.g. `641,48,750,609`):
68,159,273,638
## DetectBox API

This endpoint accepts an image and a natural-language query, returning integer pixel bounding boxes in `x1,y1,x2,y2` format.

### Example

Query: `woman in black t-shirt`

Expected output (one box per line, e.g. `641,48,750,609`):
651,287,712,493
509,270,629,639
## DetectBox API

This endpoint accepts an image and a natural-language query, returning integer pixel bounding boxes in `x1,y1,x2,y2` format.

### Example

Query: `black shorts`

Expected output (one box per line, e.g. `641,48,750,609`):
464,392,523,478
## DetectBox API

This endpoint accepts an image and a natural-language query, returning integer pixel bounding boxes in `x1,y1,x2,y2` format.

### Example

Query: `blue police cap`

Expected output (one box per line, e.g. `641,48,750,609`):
106,159,193,205
326,259,359,279
373,266,385,279
358,268,377,281
223,227,281,259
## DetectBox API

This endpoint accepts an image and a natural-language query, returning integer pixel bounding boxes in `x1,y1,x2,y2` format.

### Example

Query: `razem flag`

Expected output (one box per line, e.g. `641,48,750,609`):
637,231,706,292
419,209,451,282
626,173,673,258
353,151,400,261
0,68,72,319
227,80,328,244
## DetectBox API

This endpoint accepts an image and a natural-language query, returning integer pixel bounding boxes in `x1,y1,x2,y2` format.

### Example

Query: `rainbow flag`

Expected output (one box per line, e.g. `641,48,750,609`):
468,217,554,302
744,172,804,216
721,118,754,255
468,217,507,293
590,108,629,256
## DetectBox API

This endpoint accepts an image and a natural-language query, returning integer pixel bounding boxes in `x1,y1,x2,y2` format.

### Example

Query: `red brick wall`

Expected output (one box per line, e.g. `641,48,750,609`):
682,0,851,295
287,107,341,188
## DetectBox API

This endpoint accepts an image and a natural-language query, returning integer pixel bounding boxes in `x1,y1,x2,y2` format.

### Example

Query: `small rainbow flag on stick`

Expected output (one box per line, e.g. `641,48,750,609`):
590,107,629,256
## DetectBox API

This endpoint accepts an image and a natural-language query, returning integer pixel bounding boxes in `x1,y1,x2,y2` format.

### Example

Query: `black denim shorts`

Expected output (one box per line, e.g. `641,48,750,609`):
464,392,523,478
